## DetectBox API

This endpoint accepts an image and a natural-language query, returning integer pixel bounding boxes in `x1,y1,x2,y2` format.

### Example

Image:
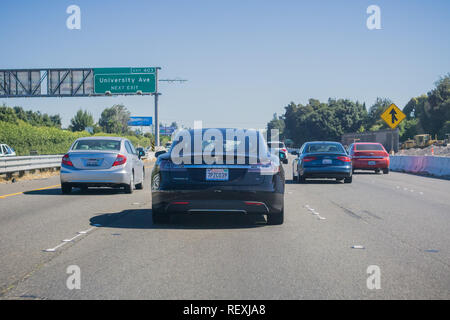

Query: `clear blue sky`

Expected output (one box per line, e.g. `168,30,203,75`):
1,0,449,129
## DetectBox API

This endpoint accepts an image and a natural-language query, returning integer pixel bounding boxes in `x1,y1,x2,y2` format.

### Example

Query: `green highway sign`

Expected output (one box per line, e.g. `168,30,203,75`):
93,67,156,95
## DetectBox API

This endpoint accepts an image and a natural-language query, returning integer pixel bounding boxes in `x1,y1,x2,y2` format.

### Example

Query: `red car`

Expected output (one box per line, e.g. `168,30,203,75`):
347,142,390,174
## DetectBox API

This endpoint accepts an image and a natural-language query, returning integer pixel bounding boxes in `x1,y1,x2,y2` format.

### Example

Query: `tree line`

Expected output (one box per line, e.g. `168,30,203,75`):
268,75,450,146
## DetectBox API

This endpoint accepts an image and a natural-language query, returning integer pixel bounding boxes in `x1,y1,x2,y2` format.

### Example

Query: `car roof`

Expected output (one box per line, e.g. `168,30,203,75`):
353,142,382,144
306,141,342,144
75,136,123,141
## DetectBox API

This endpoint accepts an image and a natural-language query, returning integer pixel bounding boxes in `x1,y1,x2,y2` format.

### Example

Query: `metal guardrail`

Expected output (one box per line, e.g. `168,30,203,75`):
0,155,63,174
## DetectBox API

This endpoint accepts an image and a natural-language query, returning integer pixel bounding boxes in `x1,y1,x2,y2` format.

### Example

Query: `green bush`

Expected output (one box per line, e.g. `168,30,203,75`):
0,121,151,155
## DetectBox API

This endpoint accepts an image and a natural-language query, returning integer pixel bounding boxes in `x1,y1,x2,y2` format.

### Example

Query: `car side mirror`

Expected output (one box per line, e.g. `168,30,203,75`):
155,150,167,158
138,150,145,159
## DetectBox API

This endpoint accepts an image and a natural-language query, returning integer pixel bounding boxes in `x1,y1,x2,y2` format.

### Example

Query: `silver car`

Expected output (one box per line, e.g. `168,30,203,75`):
60,137,145,194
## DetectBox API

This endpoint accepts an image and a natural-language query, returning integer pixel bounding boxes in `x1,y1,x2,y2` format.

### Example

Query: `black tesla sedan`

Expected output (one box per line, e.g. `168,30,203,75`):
151,128,285,225
292,141,352,183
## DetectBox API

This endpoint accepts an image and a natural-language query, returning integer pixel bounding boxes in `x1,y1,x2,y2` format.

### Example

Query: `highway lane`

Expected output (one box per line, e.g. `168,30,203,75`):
0,158,449,299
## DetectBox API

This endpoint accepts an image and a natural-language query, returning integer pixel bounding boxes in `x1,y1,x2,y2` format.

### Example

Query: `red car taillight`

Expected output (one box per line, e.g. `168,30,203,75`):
337,156,351,162
61,154,73,167
112,154,127,166
302,156,317,162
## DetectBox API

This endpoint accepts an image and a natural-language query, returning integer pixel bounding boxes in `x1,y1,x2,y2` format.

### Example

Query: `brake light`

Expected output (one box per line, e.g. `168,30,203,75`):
302,156,317,162
337,156,351,162
172,201,189,205
281,148,287,153
112,154,127,166
61,154,73,167
257,161,280,175
245,201,264,206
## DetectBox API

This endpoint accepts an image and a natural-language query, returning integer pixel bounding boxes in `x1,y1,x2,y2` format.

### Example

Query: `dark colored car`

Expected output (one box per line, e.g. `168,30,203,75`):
151,128,285,225
348,142,389,174
292,141,352,183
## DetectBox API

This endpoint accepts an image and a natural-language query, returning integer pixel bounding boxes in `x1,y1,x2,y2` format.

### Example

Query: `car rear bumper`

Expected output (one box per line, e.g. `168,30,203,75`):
60,165,130,185
352,158,389,169
152,190,284,214
302,166,352,178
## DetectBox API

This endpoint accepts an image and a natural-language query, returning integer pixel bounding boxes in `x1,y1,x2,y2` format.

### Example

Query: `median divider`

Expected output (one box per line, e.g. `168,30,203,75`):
389,155,450,178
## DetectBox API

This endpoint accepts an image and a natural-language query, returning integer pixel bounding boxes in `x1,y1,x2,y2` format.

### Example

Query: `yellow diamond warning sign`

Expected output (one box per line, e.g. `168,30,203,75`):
380,103,406,129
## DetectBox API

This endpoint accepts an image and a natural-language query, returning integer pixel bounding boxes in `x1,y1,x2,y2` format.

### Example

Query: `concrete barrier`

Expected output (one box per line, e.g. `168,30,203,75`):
389,155,450,178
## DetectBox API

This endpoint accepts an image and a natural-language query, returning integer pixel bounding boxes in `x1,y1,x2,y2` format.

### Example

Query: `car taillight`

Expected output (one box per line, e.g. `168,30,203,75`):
302,156,317,162
337,156,351,162
257,161,280,175
281,148,287,153
112,154,127,166
61,154,73,167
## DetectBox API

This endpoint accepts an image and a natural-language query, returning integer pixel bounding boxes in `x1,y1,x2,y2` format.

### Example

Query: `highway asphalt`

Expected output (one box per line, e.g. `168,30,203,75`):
0,158,449,299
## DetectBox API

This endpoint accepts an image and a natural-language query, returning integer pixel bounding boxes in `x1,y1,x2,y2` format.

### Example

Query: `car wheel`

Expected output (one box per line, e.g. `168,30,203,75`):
298,175,306,183
152,206,170,224
375,169,381,174
344,176,353,183
293,173,298,182
125,173,134,194
267,209,284,225
383,168,389,174
61,183,72,194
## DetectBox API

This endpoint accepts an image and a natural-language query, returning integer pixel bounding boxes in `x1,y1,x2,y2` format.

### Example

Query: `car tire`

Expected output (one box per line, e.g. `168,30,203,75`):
125,173,134,194
152,206,170,224
293,173,298,182
344,176,353,183
267,209,284,225
383,168,389,174
298,175,306,183
61,183,72,194
375,169,381,174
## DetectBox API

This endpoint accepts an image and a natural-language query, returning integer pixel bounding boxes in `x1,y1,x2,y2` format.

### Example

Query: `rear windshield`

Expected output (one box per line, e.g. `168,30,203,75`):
304,143,345,153
355,144,384,151
171,129,267,156
72,139,121,151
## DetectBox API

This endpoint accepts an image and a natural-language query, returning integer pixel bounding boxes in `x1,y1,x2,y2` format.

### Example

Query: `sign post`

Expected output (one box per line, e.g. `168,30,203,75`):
380,103,406,153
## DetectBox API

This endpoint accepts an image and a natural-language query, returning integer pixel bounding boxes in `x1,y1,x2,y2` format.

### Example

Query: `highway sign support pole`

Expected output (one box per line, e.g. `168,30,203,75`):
154,92,160,147
154,68,161,147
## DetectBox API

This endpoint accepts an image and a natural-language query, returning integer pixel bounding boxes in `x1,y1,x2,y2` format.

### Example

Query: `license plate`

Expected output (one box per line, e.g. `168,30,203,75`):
368,161,376,165
86,159,99,166
206,168,229,181
322,159,332,164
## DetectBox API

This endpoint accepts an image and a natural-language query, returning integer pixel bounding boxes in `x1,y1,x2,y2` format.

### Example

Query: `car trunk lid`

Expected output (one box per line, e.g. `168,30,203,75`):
68,151,119,170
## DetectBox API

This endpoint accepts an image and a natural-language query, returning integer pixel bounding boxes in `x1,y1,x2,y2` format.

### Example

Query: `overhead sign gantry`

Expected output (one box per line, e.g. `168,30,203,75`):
0,67,163,146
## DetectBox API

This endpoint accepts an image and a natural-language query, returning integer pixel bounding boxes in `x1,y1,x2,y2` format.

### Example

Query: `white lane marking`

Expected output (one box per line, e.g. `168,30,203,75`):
44,226,97,252
305,205,326,220
352,245,365,249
